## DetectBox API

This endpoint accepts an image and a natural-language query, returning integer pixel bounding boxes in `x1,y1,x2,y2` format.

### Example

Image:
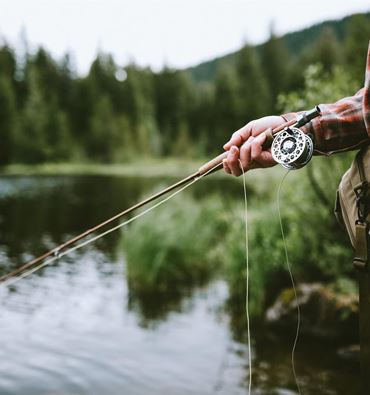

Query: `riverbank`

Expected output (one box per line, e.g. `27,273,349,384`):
0,160,295,202
0,160,210,178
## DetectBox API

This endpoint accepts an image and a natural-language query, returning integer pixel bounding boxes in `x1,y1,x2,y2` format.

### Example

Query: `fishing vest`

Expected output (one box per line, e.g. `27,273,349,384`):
335,144,370,394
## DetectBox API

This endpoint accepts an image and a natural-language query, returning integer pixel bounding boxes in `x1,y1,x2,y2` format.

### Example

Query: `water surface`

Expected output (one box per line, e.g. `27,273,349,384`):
0,175,360,395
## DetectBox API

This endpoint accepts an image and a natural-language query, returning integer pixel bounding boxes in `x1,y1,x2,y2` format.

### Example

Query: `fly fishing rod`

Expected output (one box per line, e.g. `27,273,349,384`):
0,106,321,283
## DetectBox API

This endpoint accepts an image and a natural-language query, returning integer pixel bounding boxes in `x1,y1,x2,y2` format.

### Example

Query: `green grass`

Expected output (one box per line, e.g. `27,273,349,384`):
123,193,229,294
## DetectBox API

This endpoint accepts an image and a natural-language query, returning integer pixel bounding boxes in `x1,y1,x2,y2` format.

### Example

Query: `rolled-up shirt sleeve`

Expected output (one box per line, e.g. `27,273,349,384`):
281,41,370,156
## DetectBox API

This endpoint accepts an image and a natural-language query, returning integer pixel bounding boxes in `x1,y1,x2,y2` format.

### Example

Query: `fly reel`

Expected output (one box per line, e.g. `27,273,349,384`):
271,127,313,170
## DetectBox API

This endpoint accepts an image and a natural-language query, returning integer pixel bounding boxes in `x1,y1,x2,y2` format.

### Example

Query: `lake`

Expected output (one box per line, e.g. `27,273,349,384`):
0,174,360,395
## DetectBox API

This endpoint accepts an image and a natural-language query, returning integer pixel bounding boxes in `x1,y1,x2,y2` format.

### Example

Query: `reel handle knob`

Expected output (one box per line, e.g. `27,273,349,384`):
296,106,321,128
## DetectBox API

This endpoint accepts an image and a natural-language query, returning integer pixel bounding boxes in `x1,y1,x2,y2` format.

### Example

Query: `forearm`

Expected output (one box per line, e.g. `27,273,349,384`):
282,88,370,155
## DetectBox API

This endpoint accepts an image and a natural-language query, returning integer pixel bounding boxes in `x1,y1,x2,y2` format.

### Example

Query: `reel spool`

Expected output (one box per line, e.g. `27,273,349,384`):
271,127,313,170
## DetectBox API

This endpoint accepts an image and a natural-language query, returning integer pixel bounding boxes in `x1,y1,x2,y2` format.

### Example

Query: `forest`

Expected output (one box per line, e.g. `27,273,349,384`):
0,12,369,166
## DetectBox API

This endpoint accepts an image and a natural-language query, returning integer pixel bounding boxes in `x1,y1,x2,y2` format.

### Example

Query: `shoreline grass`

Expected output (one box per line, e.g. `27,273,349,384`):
0,159,211,178
0,159,291,202
123,193,229,294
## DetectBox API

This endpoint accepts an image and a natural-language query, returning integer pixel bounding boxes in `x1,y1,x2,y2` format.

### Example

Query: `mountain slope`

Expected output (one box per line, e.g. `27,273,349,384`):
186,11,370,82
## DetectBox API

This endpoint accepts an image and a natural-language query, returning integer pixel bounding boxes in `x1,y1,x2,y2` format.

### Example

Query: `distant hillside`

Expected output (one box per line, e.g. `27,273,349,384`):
186,11,370,82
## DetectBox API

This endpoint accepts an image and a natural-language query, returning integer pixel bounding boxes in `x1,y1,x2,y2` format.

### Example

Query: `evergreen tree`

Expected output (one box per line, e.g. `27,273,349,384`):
310,27,342,72
89,95,125,162
153,68,193,155
18,67,49,163
123,65,161,156
0,76,17,165
345,14,370,85
260,27,290,109
235,44,270,124
0,45,16,83
187,83,214,155
29,48,61,102
212,66,239,151
45,97,73,161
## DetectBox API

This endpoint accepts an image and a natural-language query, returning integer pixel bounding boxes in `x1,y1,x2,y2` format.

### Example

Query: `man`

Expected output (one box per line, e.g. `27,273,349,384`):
222,41,370,175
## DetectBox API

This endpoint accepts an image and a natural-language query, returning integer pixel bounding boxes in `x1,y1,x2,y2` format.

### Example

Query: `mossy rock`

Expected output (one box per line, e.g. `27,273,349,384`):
265,280,358,339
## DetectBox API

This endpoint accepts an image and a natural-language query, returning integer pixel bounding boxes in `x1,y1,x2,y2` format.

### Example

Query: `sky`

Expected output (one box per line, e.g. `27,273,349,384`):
0,0,369,75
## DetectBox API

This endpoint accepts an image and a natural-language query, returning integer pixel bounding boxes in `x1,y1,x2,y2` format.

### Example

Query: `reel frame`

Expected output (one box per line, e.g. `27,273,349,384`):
271,126,314,170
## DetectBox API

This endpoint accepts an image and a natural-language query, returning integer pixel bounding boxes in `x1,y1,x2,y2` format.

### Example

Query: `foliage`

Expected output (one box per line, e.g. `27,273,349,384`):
123,194,228,294
222,173,353,318
0,75,17,165
260,29,290,99
345,14,370,85
278,63,360,112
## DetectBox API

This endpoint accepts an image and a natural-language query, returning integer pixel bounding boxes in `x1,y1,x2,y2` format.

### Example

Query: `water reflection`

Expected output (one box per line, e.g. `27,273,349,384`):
0,252,247,395
0,175,241,270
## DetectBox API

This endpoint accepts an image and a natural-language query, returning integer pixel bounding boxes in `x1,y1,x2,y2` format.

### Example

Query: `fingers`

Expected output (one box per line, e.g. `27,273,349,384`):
251,132,267,161
240,136,254,170
226,146,242,176
223,159,231,174
223,121,254,151
223,132,273,176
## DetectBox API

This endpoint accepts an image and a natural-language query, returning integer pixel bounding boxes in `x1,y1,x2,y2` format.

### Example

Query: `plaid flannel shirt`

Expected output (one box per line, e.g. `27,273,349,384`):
282,41,370,155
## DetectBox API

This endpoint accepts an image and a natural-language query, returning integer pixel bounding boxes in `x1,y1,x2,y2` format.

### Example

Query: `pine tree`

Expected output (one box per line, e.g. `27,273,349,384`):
18,68,49,163
123,65,161,156
311,27,342,72
260,27,290,110
0,76,17,165
45,97,73,161
153,68,193,155
0,45,16,83
89,95,124,162
213,66,239,151
345,14,370,85
236,44,270,124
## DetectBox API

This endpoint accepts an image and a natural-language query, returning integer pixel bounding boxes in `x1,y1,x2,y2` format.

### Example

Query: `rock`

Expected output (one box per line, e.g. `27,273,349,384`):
337,344,360,361
265,281,358,338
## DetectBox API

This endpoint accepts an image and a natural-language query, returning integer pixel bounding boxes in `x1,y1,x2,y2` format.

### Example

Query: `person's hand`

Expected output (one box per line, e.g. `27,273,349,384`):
223,115,285,176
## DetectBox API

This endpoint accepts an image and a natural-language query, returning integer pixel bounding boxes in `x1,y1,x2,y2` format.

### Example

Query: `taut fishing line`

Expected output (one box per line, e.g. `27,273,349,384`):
277,170,302,395
0,164,220,289
212,161,251,395
239,161,252,395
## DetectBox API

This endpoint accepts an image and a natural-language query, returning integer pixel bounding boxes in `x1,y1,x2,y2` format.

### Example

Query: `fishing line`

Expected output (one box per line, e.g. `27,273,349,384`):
239,161,252,395
212,161,251,395
276,170,302,395
1,164,220,288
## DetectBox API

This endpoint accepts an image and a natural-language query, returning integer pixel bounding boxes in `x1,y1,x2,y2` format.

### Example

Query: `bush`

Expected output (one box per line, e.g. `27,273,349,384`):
123,193,228,294
223,168,353,319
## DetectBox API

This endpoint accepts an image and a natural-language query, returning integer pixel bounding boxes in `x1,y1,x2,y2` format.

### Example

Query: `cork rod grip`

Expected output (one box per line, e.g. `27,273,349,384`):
198,152,228,175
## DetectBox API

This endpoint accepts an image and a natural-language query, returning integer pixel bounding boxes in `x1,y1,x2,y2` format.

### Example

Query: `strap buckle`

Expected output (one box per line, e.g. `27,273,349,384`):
353,221,369,270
